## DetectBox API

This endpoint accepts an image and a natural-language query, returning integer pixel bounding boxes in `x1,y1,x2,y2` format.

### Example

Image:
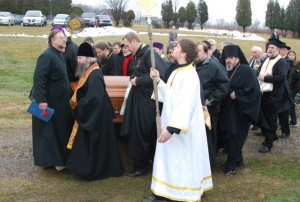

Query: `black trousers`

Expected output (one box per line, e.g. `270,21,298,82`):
289,92,297,125
206,104,220,168
259,93,279,149
278,110,290,135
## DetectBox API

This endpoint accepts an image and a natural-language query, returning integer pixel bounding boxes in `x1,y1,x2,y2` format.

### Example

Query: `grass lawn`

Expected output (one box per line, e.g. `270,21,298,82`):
0,24,299,201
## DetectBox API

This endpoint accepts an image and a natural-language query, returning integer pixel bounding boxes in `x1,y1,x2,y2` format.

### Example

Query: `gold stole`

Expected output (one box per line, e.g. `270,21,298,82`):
67,63,99,149
258,55,281,92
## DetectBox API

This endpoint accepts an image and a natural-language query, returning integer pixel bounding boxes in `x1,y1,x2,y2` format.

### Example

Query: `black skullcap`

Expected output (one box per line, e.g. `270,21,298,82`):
220,45,248,66
77,42,94,57
202,40,211,50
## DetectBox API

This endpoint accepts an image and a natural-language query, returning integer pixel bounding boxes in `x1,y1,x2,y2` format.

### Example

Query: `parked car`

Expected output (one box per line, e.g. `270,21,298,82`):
23,10,45,27
80,13,97,27
0,12,15,26
96,15,112,26
13,14,23,25
52,14,70,27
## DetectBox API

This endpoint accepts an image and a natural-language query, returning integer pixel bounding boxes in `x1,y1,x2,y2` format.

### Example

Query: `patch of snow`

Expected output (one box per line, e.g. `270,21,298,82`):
0,27,265,41
179,28,265,41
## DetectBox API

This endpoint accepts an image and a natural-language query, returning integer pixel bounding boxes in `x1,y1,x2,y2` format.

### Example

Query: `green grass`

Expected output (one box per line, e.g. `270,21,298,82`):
0,25,300,201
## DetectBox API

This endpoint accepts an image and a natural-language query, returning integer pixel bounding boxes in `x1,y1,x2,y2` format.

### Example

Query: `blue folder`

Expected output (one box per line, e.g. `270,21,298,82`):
27,100,55,122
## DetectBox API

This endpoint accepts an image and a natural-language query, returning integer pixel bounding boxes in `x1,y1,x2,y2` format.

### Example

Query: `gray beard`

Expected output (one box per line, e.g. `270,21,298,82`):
226,64,234,71
75,62,90,78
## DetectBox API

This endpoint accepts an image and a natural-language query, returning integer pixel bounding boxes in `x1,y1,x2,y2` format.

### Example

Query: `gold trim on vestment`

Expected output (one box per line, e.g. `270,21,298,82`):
169,64,193,87
151,185,213,202
152,175,212,191
167,123,188,133
67,63,99,149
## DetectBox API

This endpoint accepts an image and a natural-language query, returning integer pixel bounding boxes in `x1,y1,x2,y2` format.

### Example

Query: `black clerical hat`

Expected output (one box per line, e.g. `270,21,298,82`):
268,38,282,48
220,45,248,65
77,42,94,57
280,42,291,50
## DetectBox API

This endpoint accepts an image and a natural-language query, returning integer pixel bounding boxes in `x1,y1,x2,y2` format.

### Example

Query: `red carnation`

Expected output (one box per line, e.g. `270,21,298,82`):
41,111,49,116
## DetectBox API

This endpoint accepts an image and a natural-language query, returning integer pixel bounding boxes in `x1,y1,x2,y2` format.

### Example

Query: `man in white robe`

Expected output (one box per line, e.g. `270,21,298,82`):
142,39,213,202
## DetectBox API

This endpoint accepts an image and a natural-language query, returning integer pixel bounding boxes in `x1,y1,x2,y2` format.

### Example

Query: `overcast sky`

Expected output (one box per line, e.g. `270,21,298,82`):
72,0,290,24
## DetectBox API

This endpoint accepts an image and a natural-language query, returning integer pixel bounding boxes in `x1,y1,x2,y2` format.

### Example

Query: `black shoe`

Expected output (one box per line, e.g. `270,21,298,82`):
259,146,271,153
127,169,148,177
141,194,168,202
250,126,259,130
236,161,244,167
278,133,290,138
255,131,264,136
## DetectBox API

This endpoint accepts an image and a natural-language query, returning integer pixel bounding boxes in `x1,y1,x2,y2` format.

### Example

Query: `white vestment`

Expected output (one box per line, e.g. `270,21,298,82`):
151,64,213,201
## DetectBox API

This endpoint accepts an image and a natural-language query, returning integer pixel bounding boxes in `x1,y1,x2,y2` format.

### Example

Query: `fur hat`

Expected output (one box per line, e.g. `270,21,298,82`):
268,38,282,48
77,42,94,57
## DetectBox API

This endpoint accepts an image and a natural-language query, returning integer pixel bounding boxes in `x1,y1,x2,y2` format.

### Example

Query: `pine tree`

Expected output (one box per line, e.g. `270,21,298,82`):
178,6,186,27
235,0,252,33
161,0,173,28
278,6,286,36
197,0,208,30
186,0,197,29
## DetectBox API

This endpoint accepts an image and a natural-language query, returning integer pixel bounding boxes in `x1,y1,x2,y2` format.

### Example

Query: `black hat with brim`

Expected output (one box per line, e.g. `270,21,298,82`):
280,42,291,50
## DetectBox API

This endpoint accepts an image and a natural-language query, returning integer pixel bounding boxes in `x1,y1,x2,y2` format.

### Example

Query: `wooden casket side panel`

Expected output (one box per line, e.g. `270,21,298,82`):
104,76,130,123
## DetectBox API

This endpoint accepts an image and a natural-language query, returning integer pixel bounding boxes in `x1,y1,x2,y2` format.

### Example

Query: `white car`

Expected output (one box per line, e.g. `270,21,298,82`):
0,12,15,26
52,14,70,27
23,10,45,27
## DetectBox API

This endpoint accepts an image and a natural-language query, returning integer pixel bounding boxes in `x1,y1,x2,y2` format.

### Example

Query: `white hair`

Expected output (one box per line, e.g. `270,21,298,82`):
251,46,262,53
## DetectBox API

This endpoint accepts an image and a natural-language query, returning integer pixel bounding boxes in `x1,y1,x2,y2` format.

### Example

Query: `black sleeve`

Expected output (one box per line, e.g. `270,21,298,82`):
33,53,51,103
166,126,181,135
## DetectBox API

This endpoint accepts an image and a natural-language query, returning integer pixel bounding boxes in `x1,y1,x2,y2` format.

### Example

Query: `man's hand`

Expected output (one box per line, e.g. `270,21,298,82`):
258,73,270,81
39,102,48,111
150,67,160,82
158,128,172,143
230,91,236,99
130,77,137,86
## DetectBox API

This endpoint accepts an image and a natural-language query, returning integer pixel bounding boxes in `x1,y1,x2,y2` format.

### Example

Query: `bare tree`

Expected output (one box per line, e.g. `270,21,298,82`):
173,0,180,12
106,0,129,26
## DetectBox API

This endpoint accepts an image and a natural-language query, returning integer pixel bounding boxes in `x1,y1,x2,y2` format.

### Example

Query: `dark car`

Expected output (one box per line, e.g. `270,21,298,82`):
13,14,23,25
97,15,112,26
80,13,97,27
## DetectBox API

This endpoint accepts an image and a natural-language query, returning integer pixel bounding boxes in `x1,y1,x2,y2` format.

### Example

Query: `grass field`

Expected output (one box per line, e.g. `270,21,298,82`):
0,24,299,201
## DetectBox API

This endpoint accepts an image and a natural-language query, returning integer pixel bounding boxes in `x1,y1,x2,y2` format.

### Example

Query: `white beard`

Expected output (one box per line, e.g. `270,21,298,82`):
75,62,90,78
226,64,234,71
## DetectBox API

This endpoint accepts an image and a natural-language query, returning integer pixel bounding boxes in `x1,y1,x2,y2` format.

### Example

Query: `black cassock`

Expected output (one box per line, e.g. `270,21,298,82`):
219,64,260,167
66,69,124,180
32,46,73,167
121,44,167,164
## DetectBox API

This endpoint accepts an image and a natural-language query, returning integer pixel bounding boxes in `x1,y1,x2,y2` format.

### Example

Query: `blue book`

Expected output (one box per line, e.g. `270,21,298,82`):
27,100,55,122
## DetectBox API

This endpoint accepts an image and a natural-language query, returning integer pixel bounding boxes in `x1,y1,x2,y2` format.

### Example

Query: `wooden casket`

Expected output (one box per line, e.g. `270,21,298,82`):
104,76,130,123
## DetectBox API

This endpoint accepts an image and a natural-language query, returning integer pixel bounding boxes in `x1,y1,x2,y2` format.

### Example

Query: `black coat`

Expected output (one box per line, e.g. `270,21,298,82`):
66,69,124,180
63,38,78,82
121,44,168,161
219,63,261,136
195,56,230,106
101,52,122,75
32,46,73,167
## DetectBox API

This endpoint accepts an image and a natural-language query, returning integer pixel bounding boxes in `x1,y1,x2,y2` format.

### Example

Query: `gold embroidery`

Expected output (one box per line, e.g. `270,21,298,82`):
152,175,212,191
